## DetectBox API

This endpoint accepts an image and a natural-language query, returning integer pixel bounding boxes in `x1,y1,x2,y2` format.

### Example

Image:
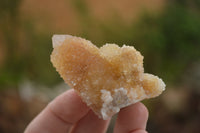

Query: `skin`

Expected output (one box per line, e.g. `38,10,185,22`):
24,89,148,133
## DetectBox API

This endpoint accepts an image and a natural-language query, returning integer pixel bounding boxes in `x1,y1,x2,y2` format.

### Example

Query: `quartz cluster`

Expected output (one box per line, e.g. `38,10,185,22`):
51,35,166,120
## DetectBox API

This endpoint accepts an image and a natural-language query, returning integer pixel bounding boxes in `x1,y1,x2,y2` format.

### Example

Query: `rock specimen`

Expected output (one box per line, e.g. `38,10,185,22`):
51,35,166,120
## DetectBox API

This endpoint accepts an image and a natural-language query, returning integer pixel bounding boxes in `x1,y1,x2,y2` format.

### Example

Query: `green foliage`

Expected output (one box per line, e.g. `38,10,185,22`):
21,23,61,86
0,0,22,18
132,4,200,83
71,0,89,17
74,0,200,84
1,0,200,89
0,0,23,88
0,0,61,88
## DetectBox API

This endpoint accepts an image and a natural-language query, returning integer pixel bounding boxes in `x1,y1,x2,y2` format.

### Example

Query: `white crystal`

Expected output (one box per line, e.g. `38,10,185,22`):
52,35,73,48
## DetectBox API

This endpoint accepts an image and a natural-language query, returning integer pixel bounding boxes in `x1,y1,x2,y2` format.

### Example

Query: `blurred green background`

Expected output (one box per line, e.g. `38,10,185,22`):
0,0,200,133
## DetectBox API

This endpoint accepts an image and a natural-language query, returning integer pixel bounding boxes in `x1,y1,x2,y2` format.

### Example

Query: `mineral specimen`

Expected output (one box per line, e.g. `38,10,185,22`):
51,35,165,120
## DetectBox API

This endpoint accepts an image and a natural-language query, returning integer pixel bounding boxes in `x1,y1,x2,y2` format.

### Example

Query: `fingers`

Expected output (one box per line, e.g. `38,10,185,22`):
114,102,149,133
70,110,110,133
24,89,90,133
130,129,148,133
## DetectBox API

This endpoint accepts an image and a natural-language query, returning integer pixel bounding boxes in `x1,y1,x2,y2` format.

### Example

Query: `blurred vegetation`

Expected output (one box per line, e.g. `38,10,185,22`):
72,0,200,85
0,0,200,133
0,0,22,87
132,1,200,84
0,0,199,88
0,0,61,89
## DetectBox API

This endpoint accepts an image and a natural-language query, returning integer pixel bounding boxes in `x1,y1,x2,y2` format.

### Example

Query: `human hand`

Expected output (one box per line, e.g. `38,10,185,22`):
24,89,148,133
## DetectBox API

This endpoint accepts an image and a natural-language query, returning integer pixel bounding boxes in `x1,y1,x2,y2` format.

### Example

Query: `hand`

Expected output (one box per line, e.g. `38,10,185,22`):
24,89,148,133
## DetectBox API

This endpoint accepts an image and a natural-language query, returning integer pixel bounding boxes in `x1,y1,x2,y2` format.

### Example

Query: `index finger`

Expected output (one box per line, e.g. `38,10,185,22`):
24,89,90,133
